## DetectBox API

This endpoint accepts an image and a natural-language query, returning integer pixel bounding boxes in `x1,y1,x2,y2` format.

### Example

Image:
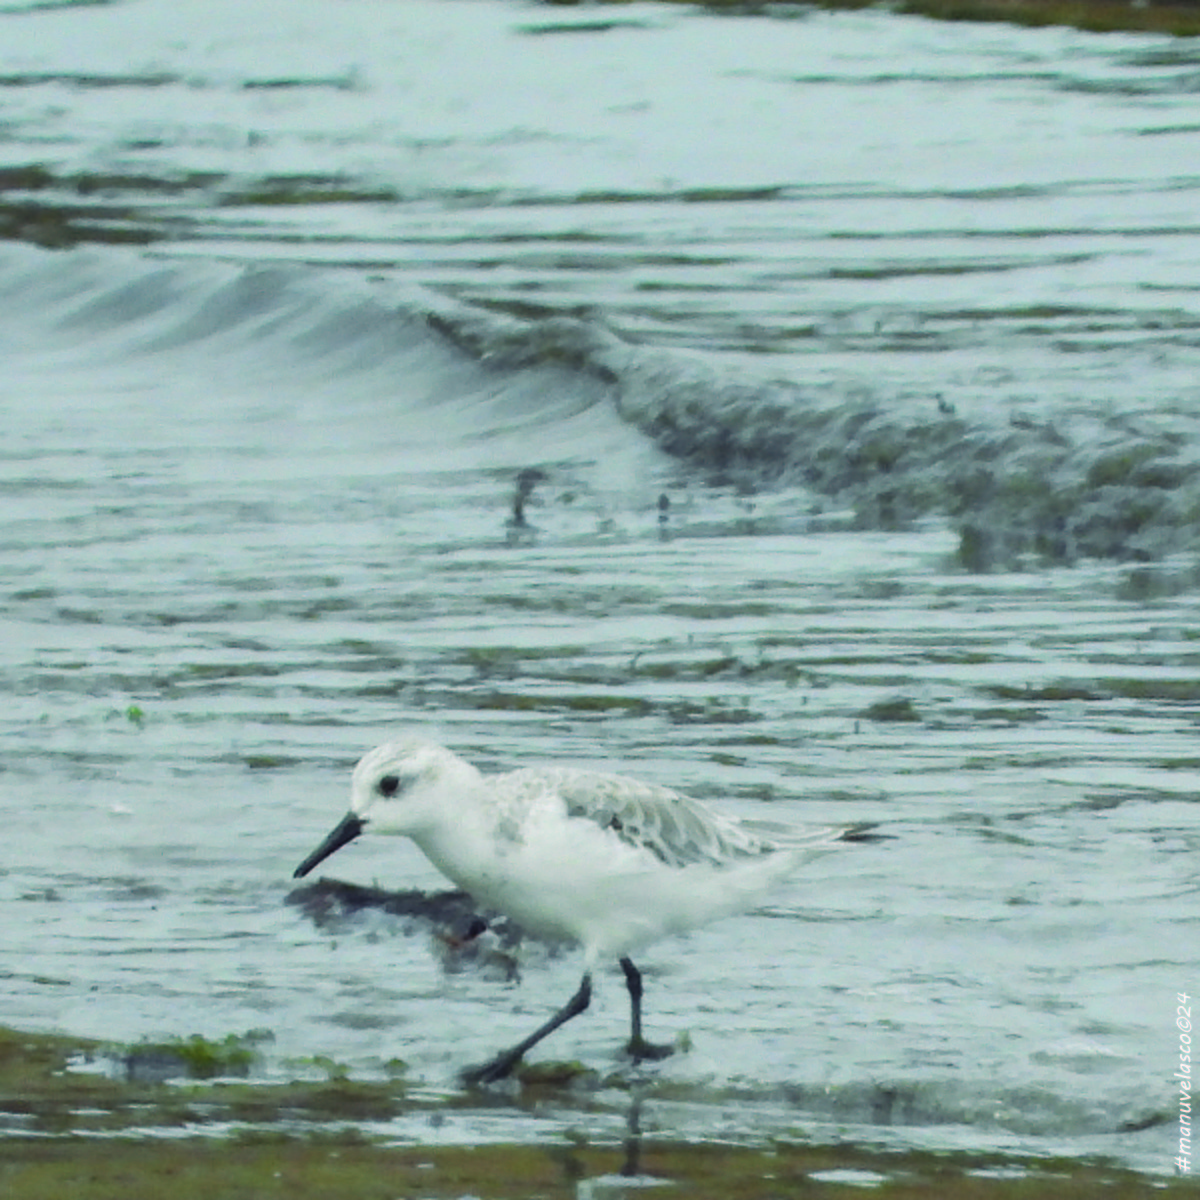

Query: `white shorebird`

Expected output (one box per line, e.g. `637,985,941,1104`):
294,736,857,1084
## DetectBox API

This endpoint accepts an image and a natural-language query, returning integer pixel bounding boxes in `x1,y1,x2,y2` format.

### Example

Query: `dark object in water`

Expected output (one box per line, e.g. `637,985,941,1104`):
510,468,548,528
286,876,542,981
286,876,521,943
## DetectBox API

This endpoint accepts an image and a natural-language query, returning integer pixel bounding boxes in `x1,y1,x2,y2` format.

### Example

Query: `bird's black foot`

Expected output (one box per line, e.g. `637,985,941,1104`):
460,971,593,1087
460,1049,524,1086
626,1036,674,1064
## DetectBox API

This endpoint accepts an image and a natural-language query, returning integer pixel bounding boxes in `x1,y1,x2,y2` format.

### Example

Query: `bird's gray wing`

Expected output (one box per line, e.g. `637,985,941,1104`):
502,767,792,869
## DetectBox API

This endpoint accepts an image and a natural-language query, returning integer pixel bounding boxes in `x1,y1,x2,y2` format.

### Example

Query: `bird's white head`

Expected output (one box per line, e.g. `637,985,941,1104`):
293,737,481,879
350,737,481,831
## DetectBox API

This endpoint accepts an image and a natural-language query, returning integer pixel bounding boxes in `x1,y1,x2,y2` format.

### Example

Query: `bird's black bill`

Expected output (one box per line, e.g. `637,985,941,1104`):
293,812,364,879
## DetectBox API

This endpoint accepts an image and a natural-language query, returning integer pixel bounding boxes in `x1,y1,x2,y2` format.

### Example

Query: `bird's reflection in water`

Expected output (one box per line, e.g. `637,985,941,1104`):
620,1092,645,1177
574,1093,660,1200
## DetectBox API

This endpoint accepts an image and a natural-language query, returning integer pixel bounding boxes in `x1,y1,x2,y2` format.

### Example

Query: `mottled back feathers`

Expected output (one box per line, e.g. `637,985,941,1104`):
493,766,838,869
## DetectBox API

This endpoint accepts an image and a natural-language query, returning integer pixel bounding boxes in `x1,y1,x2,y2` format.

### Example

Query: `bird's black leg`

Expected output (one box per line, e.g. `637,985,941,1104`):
619,957,674,1062
461,972,592,1085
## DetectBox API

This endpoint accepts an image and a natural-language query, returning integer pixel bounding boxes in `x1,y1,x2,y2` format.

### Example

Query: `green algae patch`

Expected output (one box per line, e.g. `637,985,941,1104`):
667,0,1200,37
1098,677,1200,703
862,696,922,722
200,1077,408,1124
471,689,652,715
0,1136,428,1200
0,1027,124,1131
219,176,401,207
0,1027,1193,1198
0,199,158,248
0,1027,92,1086
514,1057,597,1087
0,1026,409,1136
123,1031,272,1081
0,1135,1192,1200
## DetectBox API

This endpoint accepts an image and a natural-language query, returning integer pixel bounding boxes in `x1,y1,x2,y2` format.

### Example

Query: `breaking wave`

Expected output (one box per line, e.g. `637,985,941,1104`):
6,242,1199,567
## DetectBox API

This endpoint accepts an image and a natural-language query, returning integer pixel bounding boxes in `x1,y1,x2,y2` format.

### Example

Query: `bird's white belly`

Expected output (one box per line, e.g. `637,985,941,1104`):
414,807,799,964
420,827,673,957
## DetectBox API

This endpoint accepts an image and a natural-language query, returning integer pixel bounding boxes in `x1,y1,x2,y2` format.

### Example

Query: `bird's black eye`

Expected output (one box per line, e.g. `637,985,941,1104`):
379,774,401,797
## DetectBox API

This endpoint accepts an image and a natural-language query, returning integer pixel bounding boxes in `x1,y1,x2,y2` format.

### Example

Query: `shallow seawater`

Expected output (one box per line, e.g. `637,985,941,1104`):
1,0,1198,1180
